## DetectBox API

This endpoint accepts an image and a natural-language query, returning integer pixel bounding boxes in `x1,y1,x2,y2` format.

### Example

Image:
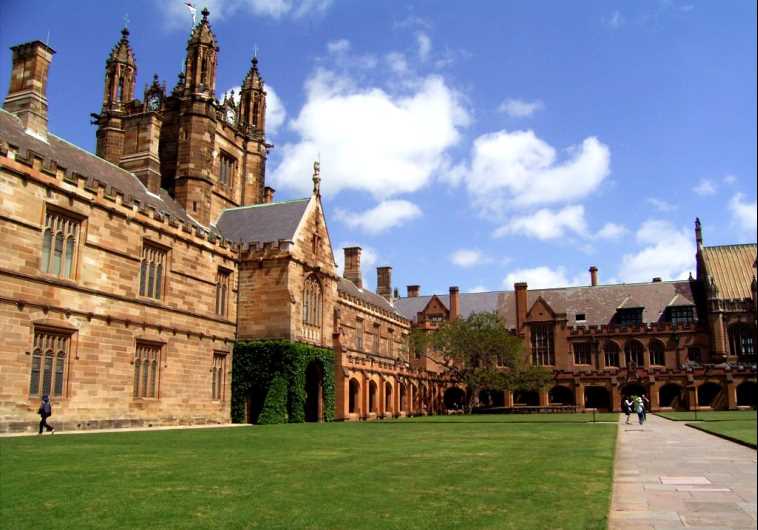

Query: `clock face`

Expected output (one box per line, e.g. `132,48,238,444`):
226,107,236,124
147,94,160,111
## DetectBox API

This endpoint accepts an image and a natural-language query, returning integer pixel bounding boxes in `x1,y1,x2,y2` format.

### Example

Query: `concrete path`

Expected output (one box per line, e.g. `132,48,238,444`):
609,414,757,530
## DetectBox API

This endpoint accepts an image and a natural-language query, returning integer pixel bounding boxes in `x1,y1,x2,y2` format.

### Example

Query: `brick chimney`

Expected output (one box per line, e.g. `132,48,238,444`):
589,266,598,287
407,285,420,298
263,186,275,203
377,266,392,301
515,282,528,331
4,41,55,141
343,247,362,288
448,286,460,320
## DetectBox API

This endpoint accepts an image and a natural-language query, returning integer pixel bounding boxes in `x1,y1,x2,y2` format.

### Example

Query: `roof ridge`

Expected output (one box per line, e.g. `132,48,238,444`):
704,243,757,250
220,198,310,213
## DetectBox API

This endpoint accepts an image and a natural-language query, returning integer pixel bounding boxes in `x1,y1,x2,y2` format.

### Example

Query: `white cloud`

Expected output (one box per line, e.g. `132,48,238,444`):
385,52,409,76
461,130,610,215
723,174,737,185
335,200,422,235
595,222,628,240
450,249,490,268
468,285,488,293
729,193,757,235
618,220,695,282
271,70,469,199
693,178,716,196
493,205,588,240
327,39,351,55
646,197,677,212
604,10,624,29
222,84,287,135
497,98,544,118
416,32,432,61
503,266,581,290
160,0,332,27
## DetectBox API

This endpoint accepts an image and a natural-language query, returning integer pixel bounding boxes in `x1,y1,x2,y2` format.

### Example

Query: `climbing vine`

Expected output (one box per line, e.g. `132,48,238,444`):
231,340,336,424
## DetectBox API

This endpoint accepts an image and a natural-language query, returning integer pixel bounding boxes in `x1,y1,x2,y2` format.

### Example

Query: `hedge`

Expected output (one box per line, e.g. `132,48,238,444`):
232,340,336,424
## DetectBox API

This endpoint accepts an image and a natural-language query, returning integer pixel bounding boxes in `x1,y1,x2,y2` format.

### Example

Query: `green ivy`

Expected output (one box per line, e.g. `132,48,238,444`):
232,340,336,424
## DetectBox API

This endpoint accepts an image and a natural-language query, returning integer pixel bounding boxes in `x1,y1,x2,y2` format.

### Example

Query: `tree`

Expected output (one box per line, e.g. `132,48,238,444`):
412,311,552,411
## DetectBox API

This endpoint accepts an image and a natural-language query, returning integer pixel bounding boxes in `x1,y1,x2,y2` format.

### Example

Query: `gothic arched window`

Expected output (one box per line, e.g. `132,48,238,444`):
303,275,323,342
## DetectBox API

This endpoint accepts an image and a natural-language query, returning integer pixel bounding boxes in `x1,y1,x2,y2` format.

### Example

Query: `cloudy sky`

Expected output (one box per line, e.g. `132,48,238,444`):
1,1,755,294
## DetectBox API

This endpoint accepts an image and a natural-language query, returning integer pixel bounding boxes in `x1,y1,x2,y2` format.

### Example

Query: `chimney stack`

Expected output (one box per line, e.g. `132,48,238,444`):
263,186,275,203
407,285,420,298
589,266,598,287
377,266,392,301
449,286,460,320
4,41,55,141
652,277,662,283
343,247,362,288
515,282,528,331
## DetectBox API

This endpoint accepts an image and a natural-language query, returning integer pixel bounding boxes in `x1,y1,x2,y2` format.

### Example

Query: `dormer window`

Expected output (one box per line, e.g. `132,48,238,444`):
615,308,643,326
575,313,586,322
668,306,694,325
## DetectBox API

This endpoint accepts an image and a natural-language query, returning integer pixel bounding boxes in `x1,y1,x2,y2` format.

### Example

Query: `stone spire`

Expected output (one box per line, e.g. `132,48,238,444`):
312,160,321,197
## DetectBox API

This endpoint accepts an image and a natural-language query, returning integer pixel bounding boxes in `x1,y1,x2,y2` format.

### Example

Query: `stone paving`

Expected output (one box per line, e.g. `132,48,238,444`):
609,413,757,530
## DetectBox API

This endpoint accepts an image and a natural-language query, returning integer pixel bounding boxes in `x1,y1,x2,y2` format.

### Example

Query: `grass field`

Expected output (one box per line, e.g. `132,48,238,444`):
686,420,757,447
655,410,757,422
1,416,617,530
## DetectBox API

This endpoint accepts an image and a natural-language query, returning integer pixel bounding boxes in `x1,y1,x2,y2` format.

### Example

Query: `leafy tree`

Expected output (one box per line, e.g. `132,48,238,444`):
413,311,552,411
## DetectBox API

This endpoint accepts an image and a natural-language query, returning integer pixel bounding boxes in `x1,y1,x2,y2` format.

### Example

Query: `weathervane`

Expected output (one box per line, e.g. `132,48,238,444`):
123,13,130,29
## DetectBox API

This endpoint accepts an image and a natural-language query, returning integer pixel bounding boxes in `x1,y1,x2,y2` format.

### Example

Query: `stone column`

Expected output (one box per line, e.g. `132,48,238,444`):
611,384,621,412
727,381,737,410
504,390,513,408
574,383,585,410
687,386,698,411
650,381,660,411
539,388,549,407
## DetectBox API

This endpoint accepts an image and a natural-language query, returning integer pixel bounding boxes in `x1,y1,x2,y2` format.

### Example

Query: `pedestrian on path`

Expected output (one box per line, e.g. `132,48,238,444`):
37,395,55,435
633,395,645,425
641,395,650,423
623,396,633,424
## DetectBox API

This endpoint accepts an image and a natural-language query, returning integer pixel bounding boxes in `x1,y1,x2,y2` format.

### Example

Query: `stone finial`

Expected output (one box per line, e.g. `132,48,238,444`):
201,7,210,21
312,160,321,196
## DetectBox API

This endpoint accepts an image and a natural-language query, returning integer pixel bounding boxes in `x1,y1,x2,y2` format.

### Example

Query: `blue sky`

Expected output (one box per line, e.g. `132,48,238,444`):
1,0,755,295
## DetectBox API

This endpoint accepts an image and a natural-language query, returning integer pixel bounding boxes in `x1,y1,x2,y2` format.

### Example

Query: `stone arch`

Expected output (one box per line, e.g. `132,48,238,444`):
368,379,378,414
585,386,611,411
659,383,685,409
697,382,722,408
604,341,621,367
649,339,666,366
304,359,324,422
348,377,360,415
444,386,466,410
736,381,756,407
399,382,408,412
384,380,393,413
514,390,539,406
478,388,505,407
621,382,648,400
549,385,574,405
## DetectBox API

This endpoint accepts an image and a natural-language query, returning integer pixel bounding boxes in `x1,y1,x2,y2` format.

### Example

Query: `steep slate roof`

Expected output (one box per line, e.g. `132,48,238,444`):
337,277,406,319
701,244,757,300
215,199,310,244
394,280,697,328
0,109,199,227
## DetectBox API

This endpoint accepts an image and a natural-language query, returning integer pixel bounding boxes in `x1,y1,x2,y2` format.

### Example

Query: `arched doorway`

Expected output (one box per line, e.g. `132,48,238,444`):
304,360,324,422
585,386,611,411
549,385,574,405
659,383,685,409
620,382,648,400
478,388,505,407
368,380,378,414
385,381,393,414
514,390,539,406
736,381,756,407
444,387,466,410
348,378,360,415
697,382,722,408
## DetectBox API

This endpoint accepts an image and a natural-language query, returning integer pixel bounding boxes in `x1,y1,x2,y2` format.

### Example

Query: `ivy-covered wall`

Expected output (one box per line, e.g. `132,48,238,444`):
232,340,336,424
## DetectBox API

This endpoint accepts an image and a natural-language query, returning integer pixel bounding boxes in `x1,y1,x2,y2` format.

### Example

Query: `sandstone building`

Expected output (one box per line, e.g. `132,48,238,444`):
0,11,754,432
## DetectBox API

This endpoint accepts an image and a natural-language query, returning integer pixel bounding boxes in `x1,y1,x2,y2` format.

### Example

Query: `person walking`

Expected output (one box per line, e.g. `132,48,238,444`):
641,395,650,422
623,396,633,424
634,395,645,425
38,395,55,435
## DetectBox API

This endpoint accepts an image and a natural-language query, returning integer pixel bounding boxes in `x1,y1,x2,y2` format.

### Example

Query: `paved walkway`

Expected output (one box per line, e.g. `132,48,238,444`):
609,414,757,530
0,423,248,438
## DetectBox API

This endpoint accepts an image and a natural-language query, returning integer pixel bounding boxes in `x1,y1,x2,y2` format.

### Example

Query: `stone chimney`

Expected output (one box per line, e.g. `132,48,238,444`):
589,266,598,287
407,285,420,298
652,277,662,283
4,41,55,141
343,247,362,288
377,266,392,301
448,286,460,320
515,282,528,331
263,186,275,203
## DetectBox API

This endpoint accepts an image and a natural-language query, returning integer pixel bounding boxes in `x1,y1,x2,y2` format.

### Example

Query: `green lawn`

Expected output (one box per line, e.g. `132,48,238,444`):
389,412,620,423
1,417,617,530
686,420,757,447
655,410,757,422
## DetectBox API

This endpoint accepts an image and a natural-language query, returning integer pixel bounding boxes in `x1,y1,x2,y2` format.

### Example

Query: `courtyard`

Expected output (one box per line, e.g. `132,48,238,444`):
1,415,617,530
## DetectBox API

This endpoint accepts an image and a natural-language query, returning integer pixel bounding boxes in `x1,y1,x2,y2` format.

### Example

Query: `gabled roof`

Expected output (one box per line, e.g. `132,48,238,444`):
394,280,698,328
0,109,199,227
617,296,645,310
701,244,757,300
215,198,310,244
337,277,405,319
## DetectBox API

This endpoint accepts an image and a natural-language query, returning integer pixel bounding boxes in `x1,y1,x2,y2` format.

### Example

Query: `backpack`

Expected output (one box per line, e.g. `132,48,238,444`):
42,401,52,416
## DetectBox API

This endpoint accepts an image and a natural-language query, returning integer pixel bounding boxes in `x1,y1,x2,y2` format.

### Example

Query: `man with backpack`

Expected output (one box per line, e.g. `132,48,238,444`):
38,394,55,435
